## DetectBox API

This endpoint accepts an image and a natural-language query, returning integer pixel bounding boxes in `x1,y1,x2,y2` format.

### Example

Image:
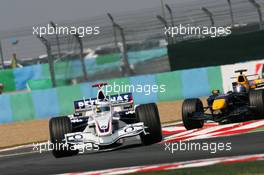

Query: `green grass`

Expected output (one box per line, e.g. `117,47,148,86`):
131,160,264,175
250,127,264,133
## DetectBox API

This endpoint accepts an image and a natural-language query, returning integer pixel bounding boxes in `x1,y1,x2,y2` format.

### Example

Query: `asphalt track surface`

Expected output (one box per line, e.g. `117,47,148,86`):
1,131,264,175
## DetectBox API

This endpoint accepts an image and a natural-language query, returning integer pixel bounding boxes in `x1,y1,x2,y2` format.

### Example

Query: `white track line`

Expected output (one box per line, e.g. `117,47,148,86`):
0,144,34,153
164,129,196,140
162,126,185,132
186,123,238,137
0,141,48,153
228,120,264,131
163,120,264,142
164,123,238,141
0,151,41,158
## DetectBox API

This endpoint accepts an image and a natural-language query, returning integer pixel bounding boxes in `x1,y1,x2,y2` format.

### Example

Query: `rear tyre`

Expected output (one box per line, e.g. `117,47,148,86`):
136,103,162,145
249,90,264,117
182,98,204,130
49,116,79,158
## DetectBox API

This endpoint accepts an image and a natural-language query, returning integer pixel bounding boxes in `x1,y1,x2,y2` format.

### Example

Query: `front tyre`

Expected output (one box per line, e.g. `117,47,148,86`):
182,98,204,130
249,90,264,117
136,103,162,145
49,116,79,158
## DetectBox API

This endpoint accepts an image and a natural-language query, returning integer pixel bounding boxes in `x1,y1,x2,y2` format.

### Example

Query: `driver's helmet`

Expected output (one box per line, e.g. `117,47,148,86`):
95,102,110,113
233,84,248,93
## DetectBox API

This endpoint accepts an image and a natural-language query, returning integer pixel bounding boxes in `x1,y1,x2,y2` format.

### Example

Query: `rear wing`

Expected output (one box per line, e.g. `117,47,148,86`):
74,93,133,112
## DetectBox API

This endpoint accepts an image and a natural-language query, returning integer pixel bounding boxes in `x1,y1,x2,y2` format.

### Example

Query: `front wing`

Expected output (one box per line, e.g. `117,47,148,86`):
64,122,146,149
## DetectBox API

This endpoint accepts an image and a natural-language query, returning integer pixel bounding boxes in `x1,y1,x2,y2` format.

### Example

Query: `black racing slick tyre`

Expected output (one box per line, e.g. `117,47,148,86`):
49,116,79,158
182,98,204,130
249,90,264,117
136,103,162,145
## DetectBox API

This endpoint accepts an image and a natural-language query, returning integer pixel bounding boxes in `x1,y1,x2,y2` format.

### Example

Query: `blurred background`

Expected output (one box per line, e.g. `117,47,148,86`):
0,0,263,92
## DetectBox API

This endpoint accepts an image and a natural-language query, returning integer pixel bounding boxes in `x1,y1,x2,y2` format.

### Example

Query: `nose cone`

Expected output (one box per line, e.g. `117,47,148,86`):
95,112,112,136
212,99,226,110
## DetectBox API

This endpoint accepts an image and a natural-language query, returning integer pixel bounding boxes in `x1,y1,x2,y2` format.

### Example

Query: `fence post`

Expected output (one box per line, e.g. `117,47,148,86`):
201,7,215,27
37,36,56,87
157,15,172,44
50,21,62,58
107,13,133,76
0,39,4,69
227,0,235,27
74,34,88,81
248,0,263,30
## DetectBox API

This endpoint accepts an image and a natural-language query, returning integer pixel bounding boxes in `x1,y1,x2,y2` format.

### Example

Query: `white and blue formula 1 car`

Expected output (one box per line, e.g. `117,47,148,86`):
49,83,162,158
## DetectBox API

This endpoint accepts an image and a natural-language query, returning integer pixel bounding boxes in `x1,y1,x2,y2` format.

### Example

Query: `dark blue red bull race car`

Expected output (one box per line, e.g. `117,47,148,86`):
182,70,264,130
